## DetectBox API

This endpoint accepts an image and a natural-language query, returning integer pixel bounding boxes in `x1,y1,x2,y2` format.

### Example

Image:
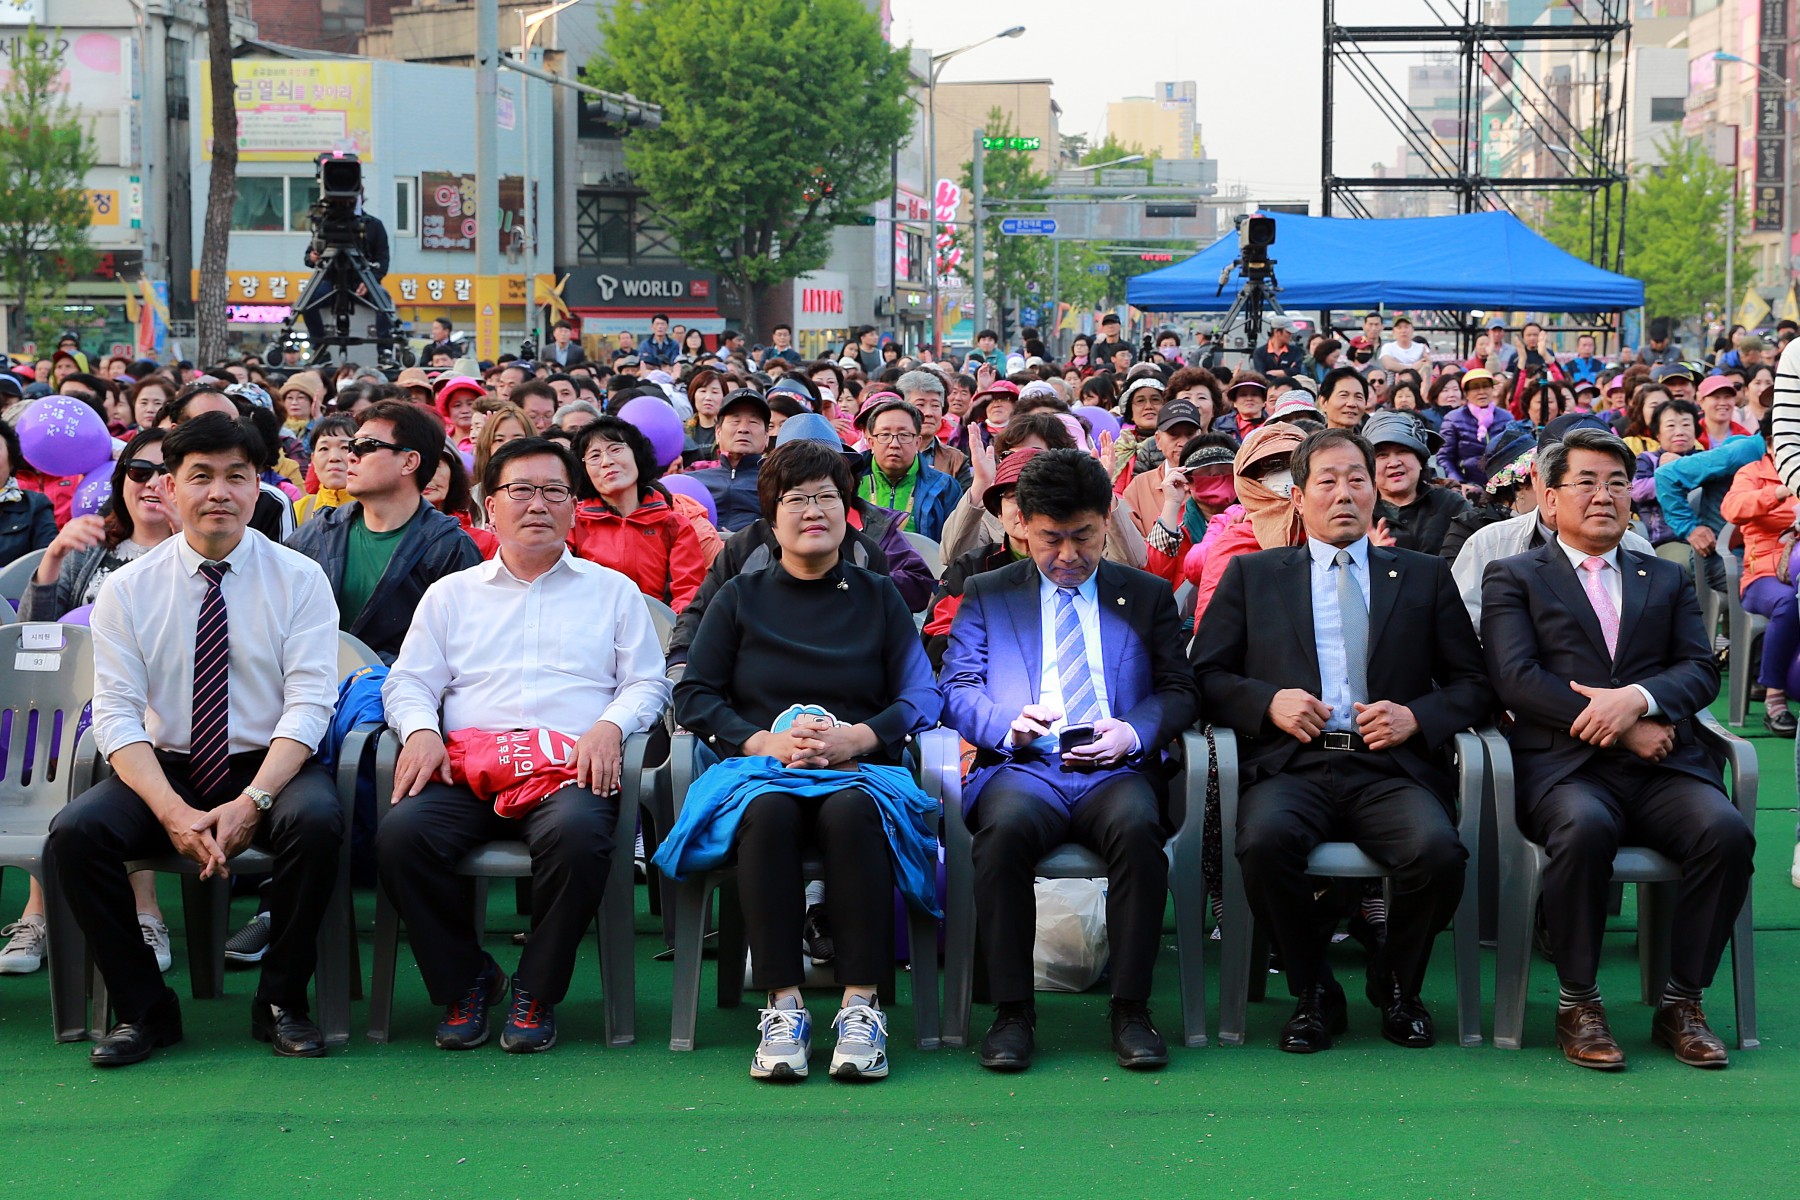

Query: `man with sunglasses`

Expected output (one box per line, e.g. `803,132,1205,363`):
379,437,670,1053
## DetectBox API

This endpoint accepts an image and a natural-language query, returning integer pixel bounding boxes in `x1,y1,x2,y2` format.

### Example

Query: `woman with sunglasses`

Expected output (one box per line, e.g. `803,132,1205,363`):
0,428,181,980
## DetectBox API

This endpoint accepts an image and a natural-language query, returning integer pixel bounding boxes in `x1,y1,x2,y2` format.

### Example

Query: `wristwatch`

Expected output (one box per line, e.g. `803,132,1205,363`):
241,786,275,813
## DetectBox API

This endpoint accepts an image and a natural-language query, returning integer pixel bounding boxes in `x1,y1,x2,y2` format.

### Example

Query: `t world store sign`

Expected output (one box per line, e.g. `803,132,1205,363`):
558,266,718,309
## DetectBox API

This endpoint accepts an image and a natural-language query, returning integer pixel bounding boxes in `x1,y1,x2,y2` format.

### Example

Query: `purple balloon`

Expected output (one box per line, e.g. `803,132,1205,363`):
460,449,475,475
17,397,113,478
61,604,93,627
72,465,113,519
1075,405,1122,443
660,472,718,524
619,395,686,469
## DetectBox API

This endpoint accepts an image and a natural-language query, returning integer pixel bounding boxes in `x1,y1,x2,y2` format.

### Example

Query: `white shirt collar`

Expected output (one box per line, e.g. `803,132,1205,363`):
1307,535,1370,571
173,529,258,576
480,547,579,586
1036,567,1099,604
1555,537,1620,574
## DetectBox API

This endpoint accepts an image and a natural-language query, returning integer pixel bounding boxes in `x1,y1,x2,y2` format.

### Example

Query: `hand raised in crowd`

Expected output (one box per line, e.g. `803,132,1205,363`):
162,803,228,880
1095,428,1115,471
189,798,261,877
1618,716,1675,763
1268,688,1333,742
1367,517,1396,548
967,435,997,509
1687,526,1717,557
1353,700,1418,750
1158,462,1190,526
1060,717,1137,767
37,515,106,584
575,719,624,795
1567,680,1649,747
1008,703,1063,747
393,729,455,802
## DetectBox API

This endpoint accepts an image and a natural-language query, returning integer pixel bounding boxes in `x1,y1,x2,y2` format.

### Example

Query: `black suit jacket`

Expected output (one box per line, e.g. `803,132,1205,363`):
1480,540,1722,804
1191,541,1493,798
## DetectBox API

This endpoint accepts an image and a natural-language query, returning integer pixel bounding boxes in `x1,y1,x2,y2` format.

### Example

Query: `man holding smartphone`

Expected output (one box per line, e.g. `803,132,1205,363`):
941,450,1199,1073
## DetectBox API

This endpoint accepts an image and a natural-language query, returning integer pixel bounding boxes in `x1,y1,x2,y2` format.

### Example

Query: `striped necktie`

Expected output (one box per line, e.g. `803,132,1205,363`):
189,560,232,800
1055,587,1100,725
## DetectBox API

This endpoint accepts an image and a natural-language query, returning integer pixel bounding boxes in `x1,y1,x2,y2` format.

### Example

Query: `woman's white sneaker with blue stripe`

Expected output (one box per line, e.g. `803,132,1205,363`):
829,997,888,1080
751,995,811,1081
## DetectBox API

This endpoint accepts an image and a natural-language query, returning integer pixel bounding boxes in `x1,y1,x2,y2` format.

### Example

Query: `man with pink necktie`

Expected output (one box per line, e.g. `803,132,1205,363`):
1481,427,1755,1073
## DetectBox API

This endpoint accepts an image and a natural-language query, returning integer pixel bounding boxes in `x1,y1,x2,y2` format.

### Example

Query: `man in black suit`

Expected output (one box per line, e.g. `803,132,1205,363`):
941,449,1199,1072
1481,426,1754,1071
1193,428,1491,1053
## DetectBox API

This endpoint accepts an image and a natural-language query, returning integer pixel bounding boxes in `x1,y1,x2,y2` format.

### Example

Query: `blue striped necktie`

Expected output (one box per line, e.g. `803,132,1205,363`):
189,560,232,800
1054,587,1100,725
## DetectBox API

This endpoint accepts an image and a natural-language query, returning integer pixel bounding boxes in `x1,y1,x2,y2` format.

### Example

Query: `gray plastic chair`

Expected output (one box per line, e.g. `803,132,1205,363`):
902,531,943,579
665,728,946,1052
366,728,650,1046
0,549,48,606
76,716,375,1048
1491,713,1759,1051
939,728,1210,1049
1216,727,1487,1048
1719,534,1767,727
0,622,94,1041
338,631,382,675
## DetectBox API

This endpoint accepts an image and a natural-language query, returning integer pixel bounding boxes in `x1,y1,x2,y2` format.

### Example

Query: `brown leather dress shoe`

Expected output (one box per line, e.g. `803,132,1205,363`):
1555,1002,1626,1070
1652,1000,1729,1069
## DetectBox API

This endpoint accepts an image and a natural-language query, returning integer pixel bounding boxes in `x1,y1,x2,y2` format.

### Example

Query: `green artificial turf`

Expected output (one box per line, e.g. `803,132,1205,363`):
4,704,1798,1199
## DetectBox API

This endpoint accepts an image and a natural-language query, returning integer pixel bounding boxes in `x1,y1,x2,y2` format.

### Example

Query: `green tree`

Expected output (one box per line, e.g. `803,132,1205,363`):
198,0,239,365
586,0,911,334
1620,132,1751,321
955,110,1051,340
0,25,96,349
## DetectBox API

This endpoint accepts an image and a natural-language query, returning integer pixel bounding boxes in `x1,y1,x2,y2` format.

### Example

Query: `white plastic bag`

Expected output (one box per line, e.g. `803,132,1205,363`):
1031,877,1109,992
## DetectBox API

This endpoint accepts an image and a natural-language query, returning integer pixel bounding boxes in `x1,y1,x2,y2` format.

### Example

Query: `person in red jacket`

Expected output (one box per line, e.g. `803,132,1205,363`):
568,416,706,611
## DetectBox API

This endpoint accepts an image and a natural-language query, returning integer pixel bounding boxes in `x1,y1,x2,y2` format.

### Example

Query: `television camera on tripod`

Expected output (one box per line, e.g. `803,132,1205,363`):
1200,214,1286,371
270,152,413,369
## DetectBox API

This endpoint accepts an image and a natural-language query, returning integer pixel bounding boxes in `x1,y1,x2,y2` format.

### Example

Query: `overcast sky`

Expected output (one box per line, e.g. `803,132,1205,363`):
887,0,1414,209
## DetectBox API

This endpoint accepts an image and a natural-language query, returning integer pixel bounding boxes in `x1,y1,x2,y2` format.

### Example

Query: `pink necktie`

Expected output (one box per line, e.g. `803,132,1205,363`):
1579,556,1619,659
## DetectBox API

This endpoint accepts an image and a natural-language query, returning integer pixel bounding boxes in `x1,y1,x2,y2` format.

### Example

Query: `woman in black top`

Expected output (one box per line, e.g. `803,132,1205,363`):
674,439,941,1083
0,418,56,569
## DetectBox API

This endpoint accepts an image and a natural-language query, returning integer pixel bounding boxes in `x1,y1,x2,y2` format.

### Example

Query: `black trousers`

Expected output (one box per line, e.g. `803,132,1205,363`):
1237,749,1465,1000
44,753,343,1023
1520,759,1754,995
971,767,1168,1005
377,782,618,1006
734,788,894,991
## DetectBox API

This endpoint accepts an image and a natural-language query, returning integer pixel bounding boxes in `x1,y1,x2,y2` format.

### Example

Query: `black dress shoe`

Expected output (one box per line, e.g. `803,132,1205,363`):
1279,981,1347,1054
1365,971,1435,1048
977,1002,1036,1072
251,1002,328,1057
90,992,182,1068
1109,1000,1168,1069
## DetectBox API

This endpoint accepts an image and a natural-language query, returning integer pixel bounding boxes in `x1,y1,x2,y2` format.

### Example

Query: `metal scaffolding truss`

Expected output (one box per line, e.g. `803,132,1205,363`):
1321,0,1631,275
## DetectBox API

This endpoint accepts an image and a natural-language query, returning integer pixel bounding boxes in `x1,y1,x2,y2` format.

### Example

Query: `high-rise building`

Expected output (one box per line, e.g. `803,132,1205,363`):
1103,82,1202,159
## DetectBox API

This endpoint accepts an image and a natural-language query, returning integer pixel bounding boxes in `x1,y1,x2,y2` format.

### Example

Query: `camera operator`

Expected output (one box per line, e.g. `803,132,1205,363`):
300,166,393,361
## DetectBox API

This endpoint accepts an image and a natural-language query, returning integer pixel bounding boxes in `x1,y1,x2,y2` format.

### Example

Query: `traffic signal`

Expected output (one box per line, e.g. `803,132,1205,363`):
999,305,1018,345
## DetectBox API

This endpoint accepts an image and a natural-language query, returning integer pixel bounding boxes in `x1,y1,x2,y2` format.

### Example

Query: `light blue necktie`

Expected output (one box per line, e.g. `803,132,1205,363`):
1055,587,1100,724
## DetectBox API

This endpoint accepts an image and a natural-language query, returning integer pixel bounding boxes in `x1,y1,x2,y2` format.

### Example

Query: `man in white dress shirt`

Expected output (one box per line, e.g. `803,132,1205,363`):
46,413,343,1066
380,437,670,1054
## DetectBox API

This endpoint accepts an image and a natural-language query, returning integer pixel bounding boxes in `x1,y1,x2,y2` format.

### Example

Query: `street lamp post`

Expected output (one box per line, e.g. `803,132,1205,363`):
1714,50,1798,297
927,25,1024,357
518,0,582,349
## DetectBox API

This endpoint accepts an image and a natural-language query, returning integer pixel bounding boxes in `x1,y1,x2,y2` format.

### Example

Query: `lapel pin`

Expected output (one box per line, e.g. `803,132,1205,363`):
1637,569,1647,576
1388,570,1398,578
1116,597,1126,606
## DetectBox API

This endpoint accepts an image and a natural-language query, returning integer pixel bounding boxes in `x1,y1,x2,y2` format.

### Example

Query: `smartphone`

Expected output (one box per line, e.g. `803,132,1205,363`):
1058,723,1098,754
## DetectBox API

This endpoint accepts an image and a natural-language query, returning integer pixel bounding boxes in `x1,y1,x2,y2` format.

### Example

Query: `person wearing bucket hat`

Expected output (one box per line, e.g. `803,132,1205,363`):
1216,370,1269,442
919,447,1044,671
1366,411,1467,556
964,381,1021,447
277,371,326,440
434,375,488,451
1438,422,1539,565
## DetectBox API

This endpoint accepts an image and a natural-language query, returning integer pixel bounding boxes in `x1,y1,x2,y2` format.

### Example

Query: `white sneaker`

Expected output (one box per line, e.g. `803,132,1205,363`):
0,915,47,975
829,999,889,1080
1791,842,1800,890
750,996,811,1081
139,913,173,973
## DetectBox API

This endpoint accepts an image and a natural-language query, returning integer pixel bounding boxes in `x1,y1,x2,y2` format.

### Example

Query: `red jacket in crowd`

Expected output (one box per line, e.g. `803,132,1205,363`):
567,491,707,611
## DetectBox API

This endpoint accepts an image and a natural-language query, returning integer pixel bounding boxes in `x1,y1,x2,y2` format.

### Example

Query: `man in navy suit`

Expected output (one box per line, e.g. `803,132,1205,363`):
1193,428,1491,1054
1482,426,1753,1071
941,449,1199,1072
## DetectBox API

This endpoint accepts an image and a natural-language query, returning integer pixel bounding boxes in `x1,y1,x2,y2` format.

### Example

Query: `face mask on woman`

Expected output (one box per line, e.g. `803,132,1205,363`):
1260,467,1295,499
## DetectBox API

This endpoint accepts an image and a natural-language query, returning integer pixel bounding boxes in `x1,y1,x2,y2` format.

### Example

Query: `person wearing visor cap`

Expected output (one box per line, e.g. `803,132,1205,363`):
1119,398,1204,538
1367,411,1467,556
685,388,771,533
1143,435,1239,591
1436,367,1508,488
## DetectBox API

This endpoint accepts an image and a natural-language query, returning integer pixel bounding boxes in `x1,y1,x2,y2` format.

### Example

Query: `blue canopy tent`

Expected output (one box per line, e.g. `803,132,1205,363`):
1125,211,1644,312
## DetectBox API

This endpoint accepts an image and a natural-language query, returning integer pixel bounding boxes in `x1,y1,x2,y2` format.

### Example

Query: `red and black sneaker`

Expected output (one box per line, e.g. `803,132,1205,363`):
435,957,508,1050
500,983,557,1054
